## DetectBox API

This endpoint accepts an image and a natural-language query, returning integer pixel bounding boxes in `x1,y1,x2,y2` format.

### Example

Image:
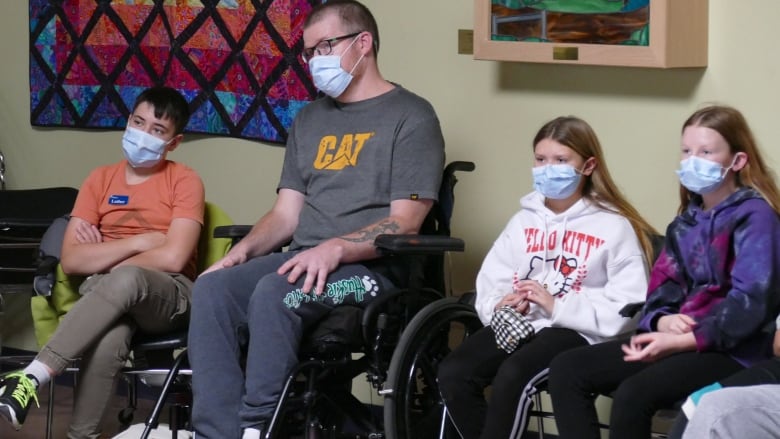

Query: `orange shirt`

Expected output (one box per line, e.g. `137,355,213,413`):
71,160,205,279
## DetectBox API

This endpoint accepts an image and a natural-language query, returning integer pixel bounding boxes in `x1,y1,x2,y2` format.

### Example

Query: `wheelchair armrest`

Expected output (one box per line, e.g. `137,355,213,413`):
374,234,464,255
619,302,645,318
213,225,252,240
446,161,476,174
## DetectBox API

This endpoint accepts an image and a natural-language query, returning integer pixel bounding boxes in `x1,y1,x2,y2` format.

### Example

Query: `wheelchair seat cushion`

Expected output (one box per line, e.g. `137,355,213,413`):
301,306,364,357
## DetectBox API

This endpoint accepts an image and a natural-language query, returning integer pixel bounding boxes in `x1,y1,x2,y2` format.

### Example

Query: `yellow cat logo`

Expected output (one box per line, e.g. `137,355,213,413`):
313,133,374,170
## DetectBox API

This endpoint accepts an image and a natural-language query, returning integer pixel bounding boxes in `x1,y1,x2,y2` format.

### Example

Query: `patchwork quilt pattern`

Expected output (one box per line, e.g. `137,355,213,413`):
29,0,324,144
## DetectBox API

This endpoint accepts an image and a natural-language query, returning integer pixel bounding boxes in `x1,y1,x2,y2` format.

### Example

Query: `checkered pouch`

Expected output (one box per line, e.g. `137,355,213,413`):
491,305,535,353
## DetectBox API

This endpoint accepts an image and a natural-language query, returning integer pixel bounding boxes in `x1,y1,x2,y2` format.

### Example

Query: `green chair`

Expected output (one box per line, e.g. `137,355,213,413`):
28,201,234,439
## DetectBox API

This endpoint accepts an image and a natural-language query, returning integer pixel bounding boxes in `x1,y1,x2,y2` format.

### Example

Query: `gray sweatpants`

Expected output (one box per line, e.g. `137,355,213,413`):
682,384,780,438
37,265,192,439
188,251,395,439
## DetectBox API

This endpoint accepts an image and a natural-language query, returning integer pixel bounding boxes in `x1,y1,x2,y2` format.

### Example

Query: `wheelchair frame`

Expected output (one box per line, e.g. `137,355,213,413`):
260,161,475,439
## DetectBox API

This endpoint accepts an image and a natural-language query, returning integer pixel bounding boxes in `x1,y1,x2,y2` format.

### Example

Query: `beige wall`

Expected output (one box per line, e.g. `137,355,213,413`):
2,1,780,352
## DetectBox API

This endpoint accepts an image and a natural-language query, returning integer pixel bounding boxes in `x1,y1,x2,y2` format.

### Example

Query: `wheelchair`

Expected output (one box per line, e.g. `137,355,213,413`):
257,161,476,439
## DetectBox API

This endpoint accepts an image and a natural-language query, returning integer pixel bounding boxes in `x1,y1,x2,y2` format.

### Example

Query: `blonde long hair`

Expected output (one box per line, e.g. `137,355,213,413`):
534,116,659,267
679,105,780,214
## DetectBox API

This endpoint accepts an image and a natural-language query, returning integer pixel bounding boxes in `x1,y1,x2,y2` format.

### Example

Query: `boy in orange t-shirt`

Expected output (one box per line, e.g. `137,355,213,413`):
0,86,205,438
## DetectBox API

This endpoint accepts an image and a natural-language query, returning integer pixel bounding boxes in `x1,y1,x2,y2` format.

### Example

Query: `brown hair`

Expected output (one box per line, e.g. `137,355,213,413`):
679,105,780,214
534,116,659,268
133,86,190,135
304,0,380,57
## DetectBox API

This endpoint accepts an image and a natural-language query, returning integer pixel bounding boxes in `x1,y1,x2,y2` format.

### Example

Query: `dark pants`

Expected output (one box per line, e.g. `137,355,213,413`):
548,338,745,439
188,251,395,439
666,357,780,438
437,326,587,439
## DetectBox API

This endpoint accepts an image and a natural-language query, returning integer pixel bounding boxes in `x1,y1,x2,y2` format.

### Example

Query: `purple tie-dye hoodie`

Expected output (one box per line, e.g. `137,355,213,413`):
638,187,780,366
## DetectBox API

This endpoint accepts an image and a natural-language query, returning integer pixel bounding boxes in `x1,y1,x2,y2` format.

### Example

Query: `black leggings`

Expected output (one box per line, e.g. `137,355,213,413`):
548,338,745,439
437,326,587,439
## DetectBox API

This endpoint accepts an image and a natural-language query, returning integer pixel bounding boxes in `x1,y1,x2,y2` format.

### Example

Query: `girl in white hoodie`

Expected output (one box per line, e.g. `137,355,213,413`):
437,116,657,439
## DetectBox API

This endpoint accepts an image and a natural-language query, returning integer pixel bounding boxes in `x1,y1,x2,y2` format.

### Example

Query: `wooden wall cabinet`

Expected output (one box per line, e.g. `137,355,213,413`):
473,0,708,68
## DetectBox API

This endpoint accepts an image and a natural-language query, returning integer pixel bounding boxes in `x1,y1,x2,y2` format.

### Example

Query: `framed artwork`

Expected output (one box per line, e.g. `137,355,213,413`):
473,0,708,68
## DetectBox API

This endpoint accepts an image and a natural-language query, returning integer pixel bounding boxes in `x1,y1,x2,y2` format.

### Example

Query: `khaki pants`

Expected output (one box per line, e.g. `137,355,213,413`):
37,266,192,439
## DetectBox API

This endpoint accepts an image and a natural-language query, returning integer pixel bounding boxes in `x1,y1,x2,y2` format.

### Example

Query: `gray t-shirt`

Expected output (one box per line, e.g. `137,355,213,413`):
279,85,445,250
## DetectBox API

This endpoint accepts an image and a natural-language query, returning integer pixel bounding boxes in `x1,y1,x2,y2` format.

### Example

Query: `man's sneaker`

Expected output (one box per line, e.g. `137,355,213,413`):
242,428,261,439
0,371,40,430
241,422,267,439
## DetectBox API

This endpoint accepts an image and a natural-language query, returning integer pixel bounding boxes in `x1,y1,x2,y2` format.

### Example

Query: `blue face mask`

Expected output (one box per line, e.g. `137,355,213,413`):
122,127,170,168
532,164,582,200
676,155,736,194
308,36,364,98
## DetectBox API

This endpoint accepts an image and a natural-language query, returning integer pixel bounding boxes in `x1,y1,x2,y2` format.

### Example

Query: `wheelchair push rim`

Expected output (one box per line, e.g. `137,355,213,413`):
382,296,483,439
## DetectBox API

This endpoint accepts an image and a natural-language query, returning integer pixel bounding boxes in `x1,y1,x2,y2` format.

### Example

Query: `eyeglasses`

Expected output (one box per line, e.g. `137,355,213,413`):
301,32,362,63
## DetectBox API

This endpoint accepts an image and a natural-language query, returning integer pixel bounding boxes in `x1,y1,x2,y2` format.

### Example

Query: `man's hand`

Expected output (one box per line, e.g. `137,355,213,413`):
200,247,249,276
657,314,697,334
277,240,343,295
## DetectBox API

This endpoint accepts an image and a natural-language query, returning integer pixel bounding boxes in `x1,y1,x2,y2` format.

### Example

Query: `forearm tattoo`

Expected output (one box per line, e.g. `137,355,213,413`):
339,220,401,243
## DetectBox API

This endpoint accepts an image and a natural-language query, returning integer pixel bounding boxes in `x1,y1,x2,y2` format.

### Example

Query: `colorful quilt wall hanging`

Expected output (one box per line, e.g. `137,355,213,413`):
29,0,325,145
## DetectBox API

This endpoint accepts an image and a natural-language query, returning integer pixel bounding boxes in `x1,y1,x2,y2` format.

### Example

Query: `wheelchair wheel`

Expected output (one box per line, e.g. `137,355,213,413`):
383,296,482,439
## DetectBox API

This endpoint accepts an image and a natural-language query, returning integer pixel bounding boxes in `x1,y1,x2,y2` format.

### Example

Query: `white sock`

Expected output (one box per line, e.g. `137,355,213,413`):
242,428,261,439
23,360,51,388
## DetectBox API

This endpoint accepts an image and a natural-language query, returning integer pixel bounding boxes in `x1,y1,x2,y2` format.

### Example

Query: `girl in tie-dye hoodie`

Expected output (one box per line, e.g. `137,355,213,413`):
549,105,780,439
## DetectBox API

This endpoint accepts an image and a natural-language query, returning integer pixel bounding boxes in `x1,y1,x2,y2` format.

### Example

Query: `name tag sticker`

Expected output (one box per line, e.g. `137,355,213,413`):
109,195,129,205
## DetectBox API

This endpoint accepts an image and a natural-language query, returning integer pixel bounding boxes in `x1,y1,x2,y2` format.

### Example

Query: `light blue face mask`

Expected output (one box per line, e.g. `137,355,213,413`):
122,127,171,168
676,155,736,194
307,35,364,98
532,164,582,200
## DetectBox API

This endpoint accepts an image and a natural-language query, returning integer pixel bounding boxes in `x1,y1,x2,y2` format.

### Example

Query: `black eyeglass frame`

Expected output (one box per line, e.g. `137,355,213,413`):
301,32,363,63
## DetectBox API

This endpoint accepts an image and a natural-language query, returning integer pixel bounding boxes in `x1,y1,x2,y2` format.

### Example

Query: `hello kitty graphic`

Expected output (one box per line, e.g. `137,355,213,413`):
519,255,579,297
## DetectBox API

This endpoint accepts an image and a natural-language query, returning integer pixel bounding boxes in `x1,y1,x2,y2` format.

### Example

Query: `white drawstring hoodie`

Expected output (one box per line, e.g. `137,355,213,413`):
475,191,649,344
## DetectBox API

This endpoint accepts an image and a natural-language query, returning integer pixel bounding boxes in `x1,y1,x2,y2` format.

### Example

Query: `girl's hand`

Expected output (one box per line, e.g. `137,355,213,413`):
495,292,530,315
621,332,695,362
657,314,697,334
514,279,555,315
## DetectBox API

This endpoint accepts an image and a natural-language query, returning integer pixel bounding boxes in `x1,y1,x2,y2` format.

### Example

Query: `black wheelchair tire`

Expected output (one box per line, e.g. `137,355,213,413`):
383,296,483,439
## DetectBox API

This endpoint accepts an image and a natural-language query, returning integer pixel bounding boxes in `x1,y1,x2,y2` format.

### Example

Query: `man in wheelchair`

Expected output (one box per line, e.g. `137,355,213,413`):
186,1,445,438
